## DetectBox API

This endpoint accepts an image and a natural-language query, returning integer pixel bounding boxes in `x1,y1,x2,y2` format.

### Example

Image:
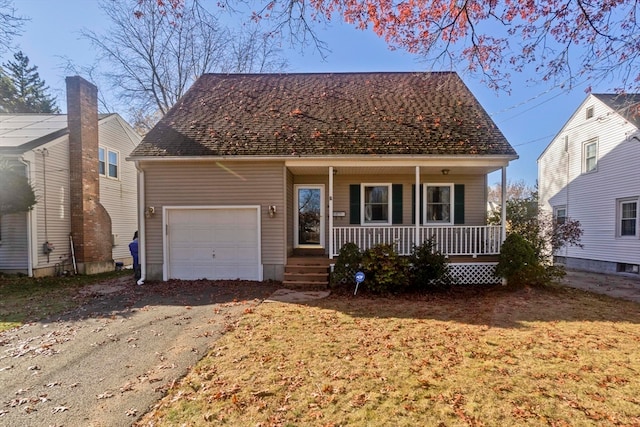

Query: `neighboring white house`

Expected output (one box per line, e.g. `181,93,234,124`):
0,77,141,277
538,94,640,274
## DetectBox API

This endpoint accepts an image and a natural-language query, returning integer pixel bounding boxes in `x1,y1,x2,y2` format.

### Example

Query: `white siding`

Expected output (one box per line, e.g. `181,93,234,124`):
0,212,28,271
98,115,141,263
539,95,640,266
33,138,72,270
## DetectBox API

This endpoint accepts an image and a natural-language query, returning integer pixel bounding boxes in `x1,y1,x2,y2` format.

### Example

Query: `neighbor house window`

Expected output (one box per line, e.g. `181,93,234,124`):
618,198,638,237
98,147,105,175
554,206,567,225
99,147,119,179
362,184,391,224
583,139,598,173
585,106,594,119
425,184,453,224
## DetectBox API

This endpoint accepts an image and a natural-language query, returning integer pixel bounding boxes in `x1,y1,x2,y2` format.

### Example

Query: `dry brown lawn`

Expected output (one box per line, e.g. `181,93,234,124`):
137,285,640,426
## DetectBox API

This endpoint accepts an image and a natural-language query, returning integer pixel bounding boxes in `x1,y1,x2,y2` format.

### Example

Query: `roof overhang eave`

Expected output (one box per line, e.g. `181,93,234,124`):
126,153,518,164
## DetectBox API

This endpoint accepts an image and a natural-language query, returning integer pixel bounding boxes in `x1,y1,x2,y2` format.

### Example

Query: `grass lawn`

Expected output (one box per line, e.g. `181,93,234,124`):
137,284,640,426
0,270,131,332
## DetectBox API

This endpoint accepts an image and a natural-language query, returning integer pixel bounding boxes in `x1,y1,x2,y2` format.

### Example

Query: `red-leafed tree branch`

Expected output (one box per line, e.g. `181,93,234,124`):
142,0,640,92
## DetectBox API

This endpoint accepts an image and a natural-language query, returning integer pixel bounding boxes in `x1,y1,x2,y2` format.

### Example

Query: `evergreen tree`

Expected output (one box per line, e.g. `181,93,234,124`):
0,51,59,113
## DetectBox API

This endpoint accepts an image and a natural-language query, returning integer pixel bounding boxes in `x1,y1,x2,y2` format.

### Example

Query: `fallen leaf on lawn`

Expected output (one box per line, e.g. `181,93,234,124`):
52,406,69,413
97,392,114,400
126,408,138,416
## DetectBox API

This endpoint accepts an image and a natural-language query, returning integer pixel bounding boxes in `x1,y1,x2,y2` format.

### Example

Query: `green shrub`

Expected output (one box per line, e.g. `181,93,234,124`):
361,244,409,294
330,242,363,289
495,233,565,286
408,239,455,290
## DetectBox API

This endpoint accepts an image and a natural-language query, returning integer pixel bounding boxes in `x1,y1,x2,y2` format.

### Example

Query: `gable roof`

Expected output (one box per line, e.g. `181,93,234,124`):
592,94,640,128
131,72,516,158
0,113,115,154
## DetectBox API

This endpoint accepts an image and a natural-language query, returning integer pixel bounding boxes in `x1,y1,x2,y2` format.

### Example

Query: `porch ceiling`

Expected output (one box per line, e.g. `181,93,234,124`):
287,165,502,176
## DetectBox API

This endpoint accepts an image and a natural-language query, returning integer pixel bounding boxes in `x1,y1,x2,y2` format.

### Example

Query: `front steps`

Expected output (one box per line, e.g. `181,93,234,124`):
283,256,332,290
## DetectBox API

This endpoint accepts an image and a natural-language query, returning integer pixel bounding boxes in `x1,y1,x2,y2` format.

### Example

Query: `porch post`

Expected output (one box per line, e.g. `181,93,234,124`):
415,166,420,246
501,166,507,242
329,166,334,259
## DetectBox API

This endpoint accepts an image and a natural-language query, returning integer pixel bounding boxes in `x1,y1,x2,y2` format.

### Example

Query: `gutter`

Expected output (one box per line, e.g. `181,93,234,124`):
134,161,145,285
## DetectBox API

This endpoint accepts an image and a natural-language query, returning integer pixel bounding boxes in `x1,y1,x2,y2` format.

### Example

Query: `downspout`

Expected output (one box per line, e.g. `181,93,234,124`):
18,154,34,277
135,161,145,285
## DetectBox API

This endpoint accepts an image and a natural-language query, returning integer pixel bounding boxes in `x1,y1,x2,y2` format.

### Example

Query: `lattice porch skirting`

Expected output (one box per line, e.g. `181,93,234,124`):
450,262,501,285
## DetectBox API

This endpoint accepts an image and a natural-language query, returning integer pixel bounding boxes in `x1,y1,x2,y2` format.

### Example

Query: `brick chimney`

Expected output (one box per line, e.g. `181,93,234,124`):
66,76,113,273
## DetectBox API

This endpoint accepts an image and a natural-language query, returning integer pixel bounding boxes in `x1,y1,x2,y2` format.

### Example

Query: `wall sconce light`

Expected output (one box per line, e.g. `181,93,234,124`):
333,169,338,175
441,169,450,176
268,205,277,217
145,206,155,218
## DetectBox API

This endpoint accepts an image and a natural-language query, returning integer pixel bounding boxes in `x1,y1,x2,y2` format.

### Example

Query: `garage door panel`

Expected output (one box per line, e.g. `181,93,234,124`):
167,208,261,281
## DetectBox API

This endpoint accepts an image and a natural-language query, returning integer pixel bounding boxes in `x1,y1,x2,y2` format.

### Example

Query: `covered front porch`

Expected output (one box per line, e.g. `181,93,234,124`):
285,159,510,285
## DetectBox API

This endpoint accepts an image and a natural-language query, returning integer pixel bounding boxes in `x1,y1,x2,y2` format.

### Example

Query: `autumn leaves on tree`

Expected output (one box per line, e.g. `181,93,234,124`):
146,0,640,92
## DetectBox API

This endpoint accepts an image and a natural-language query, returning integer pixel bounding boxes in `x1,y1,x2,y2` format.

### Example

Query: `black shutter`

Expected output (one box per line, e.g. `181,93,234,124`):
454,184,465,224
392,184,403,224
349,184,360,224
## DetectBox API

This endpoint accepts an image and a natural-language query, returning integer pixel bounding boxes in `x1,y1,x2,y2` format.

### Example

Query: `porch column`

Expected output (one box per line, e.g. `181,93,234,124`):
329,166,334,259
501,166,507,242
415,166,420,246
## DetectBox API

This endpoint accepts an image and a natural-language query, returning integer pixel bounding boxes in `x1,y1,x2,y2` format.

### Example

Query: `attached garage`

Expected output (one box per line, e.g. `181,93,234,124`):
164,206,262,281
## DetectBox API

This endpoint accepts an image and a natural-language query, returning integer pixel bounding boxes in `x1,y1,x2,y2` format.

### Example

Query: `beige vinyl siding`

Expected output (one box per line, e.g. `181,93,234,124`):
33,138,72,269
98,115,141,263
539,95,640,266
141,160,286,276
316,173,487,226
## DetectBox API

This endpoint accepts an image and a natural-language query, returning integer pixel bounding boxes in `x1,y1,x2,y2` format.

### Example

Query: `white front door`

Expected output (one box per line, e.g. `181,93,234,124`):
294,185,324,248
166,207,261,280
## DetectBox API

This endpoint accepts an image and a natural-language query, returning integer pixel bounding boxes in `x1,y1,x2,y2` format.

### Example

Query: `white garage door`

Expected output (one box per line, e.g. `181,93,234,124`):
166,207,261,280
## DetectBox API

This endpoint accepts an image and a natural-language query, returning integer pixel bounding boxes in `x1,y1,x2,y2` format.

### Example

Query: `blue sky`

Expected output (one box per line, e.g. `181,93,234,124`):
10,0,604,186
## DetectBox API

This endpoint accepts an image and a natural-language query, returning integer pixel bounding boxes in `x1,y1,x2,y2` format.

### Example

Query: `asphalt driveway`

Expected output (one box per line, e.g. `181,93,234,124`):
0,276,280,427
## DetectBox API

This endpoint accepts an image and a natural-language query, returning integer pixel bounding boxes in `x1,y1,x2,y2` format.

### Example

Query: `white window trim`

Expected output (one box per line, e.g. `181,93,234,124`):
424,183,454,225
99,146,120,180
582,138,598,174
585,105,594,119
617,197,639,238
361,183,392,226
98,147,106,177
554,205,567,224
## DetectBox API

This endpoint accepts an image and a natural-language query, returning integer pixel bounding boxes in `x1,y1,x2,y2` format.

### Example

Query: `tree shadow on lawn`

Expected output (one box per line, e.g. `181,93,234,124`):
308,283,640,328
28,275,282,325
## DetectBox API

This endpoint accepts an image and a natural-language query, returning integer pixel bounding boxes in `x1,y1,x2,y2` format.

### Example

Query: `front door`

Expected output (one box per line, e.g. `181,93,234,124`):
294,185,324,248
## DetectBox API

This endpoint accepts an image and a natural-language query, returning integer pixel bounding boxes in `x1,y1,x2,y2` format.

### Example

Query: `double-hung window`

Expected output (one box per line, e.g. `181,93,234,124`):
362,184,391,224
583,139,598,173
99,147,119,179
425,184,453,224
554,206,567,225
618,198,638,237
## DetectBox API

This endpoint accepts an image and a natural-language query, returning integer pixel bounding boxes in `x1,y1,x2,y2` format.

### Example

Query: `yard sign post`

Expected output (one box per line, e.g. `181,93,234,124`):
354,271,365,295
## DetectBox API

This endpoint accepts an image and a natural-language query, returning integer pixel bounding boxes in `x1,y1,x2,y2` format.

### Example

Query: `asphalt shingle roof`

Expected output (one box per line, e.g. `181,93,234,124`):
132,72,516,158
593,94,640,128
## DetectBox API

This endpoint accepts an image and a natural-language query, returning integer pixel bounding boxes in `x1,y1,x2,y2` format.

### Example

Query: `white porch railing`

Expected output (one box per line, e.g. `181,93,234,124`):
331,225,502,257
